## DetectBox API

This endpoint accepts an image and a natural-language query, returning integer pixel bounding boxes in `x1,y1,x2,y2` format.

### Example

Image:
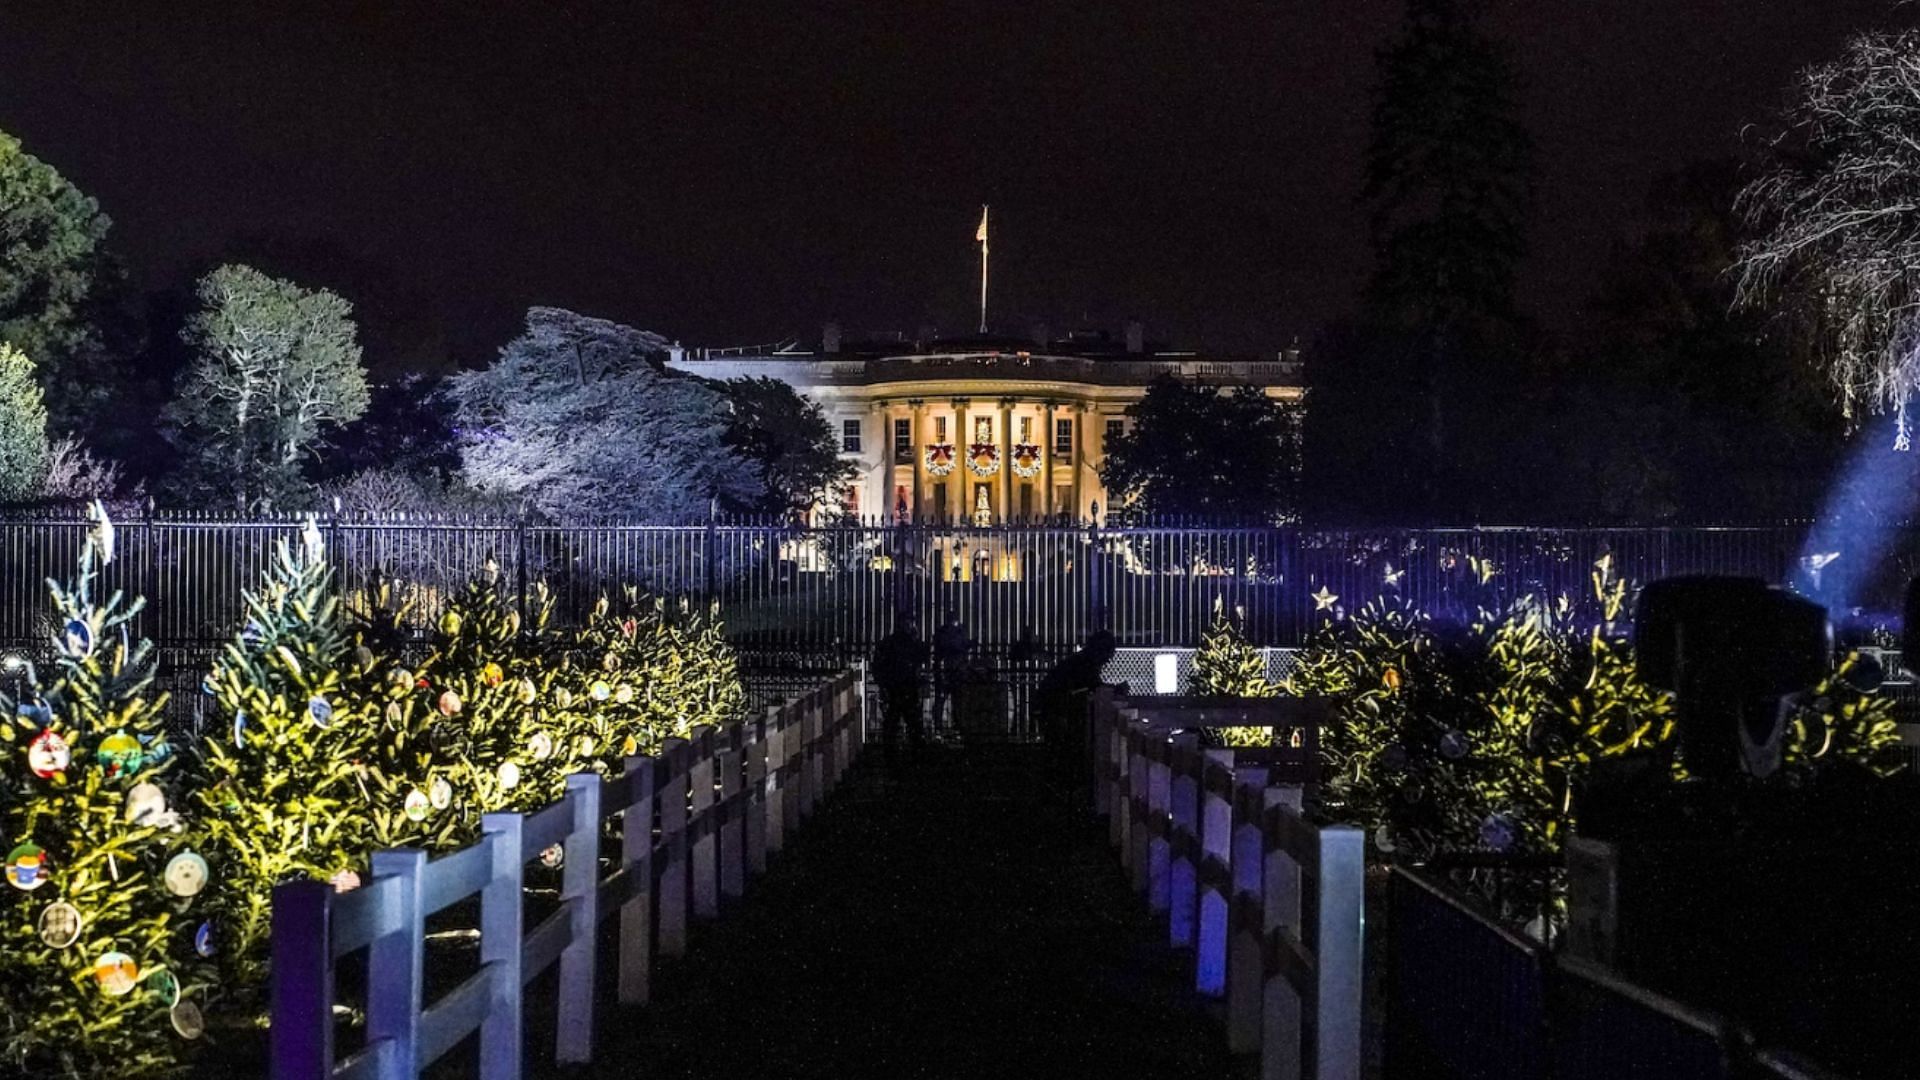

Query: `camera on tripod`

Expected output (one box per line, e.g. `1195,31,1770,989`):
1633,575,1831,780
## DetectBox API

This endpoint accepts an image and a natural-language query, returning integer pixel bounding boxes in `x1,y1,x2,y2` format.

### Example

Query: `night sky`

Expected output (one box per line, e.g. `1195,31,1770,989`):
0,2,1907,368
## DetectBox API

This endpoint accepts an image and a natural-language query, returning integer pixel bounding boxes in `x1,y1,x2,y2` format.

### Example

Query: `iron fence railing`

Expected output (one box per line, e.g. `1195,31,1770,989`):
0,512,1841,664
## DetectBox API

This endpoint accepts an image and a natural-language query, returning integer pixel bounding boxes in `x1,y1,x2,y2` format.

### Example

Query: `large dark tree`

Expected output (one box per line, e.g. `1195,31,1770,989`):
1100,375,1300,524
1307,0,1534,524
446,307,759,521
0,128,122,435
716,376,856,518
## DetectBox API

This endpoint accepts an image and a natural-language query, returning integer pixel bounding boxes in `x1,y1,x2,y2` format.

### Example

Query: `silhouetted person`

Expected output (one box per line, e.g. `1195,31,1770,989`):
870,613,928,772
932,606,969,727
1034,629,1118,791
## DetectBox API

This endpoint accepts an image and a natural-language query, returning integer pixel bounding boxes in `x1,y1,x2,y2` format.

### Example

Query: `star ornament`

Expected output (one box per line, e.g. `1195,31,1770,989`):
1383,563,1404,588
1311,585,1340,611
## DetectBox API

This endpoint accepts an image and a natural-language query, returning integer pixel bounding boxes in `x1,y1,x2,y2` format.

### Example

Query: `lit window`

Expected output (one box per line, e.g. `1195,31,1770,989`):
1054,417,1073,455
841,418,862,453
893,419,912,453
1106,418,1125,443
936,416,948,441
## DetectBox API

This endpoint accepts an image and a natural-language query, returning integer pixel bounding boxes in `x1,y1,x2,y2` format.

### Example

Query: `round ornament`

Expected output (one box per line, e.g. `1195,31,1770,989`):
62,618,94,659
6,843,49,891
1373,826,1397,854
308,696,334,728
125,782,168,826
194,921,216,957
528,732,553,761
146,966,181,1007
1378,744,1410,772
28,729,71,778
590,681,611,702
233,711,247,748
516,678,537,705
385,701,404,726
200,672,218,697
93,951,139,997
602,652,619,673
440,611,462,636
482,662,504,688
497,761,521,791
97,730,144,778
404,789,430,822
620,618,637,639
438,690,463,717
428,777,453,810
615,684,634,705
1479,813,1518,853
388,667,414,690
241,619,266,648
164,853,209,898
504,611,522,636
539,844,564,869
621,735,638,757
330,869,362,893
354,644,376,669
170,1000,205,1040
1438,730,1469,760
37,901,82,948
577,736,596,758
554,688,574,709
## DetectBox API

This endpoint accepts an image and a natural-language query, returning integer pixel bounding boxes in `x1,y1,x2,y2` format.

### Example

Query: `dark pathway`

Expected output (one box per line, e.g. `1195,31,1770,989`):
573,744,1240,1079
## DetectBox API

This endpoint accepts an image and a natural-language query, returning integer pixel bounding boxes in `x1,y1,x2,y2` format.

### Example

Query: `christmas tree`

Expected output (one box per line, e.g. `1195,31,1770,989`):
1190,598,1278,747
189,520,379,1011
0,505,205,1077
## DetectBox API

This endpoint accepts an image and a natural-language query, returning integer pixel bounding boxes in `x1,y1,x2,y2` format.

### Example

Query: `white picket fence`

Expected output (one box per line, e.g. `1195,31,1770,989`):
269,668,867,1080
1093,689,1364,1080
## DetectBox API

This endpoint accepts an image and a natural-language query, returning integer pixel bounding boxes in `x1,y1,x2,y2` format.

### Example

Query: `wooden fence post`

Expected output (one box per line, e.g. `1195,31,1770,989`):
799,691,820,819
658,738,691,957
557,774,600,1063
719,732,745,902
1313,826,1365,1080
1227,769,1272,1054
1146,734,1173,916
1167,733,1201,952
270,880,334,1080
746,716,770,876
368,848,427,1080
479,815,524,1080
765,705,790,856
1196,748,1234,999
690,726,719,921
1126,721,1151,889
618,754,656,1007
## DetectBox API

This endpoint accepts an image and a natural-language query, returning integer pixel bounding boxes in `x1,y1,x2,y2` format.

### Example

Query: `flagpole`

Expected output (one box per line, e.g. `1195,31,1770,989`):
977,205,989,334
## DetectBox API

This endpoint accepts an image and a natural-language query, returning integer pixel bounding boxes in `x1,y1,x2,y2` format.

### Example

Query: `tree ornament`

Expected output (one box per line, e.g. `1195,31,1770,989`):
354,644,375,669
308,696,334,728
440,611,462,636
329,869,361,893
124,782,167,825
1311,585,1339,612
428,777,453,810
590,681,611,702
16,699,52,727
97,730,144,777
163,853,209,898
504,611,521,636
388,667,414,690
438,690,463,716
497,761,521,791
27,729,70,778
528,732,553,761
620,618,637,639
1439,729,1469,759
1479,813,1518,853
92,952,140,997
481,662,504,687
621,735,638,757
1373,826,1397,854
615,684,634,704
61,618,93,658
403,789,430,821
37,901,82,948
385,701,403,726
516,678,537,704
145,966,180,1007
232,710,247,748
6,843,49,890
170,1000,205,1040
602,652,619,672
194,922,216,957
539,844,564,869
554,688,574,708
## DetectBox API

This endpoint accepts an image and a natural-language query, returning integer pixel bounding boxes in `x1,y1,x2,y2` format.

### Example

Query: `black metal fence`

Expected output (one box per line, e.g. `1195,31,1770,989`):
0,511,1836,664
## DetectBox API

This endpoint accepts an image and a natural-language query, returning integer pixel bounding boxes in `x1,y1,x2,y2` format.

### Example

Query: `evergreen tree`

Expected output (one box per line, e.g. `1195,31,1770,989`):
1191,599,1278,748
0,129,119,434
1099,375,1301,524
0,508,204,1077
0,342,49,502
189,523,379,1009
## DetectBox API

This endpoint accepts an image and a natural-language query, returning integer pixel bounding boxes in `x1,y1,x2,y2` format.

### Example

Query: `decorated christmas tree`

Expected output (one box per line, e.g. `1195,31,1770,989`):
189,520,380,1010
1190,598,1278,747
0,505,206,1077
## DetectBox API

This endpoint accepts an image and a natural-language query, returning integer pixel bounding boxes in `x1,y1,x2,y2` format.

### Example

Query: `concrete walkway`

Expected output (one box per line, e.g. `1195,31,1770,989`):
566,744,1239,1079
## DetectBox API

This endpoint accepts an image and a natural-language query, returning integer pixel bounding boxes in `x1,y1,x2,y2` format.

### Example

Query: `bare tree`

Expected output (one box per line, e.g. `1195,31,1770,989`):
1737,29,1920,448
